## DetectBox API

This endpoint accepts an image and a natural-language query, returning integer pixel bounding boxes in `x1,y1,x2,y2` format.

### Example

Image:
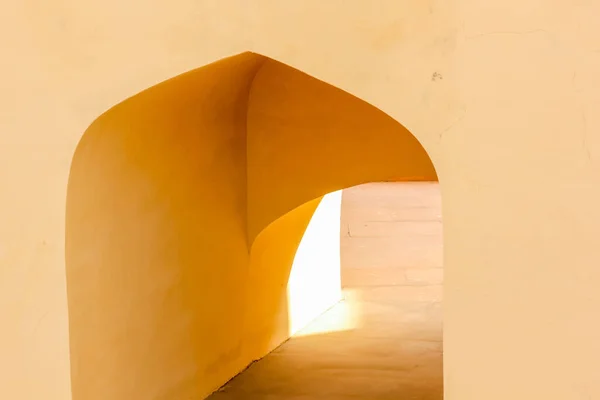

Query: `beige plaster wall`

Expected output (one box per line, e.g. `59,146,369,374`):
1,1,599,399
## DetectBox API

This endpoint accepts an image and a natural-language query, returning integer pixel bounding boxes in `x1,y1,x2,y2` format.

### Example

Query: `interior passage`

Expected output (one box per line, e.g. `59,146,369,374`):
208,182,443,399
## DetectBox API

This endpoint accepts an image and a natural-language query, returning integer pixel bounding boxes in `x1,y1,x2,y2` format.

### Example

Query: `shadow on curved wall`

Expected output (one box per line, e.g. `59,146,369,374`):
65,52,438,400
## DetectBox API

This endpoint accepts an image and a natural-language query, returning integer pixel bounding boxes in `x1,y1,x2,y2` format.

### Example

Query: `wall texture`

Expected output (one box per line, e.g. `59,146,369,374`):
2,1,600,399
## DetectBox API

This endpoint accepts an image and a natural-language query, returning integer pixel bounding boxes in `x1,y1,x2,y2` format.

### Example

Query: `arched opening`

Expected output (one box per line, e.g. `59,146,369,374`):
211,182,443,399
65,52,440,400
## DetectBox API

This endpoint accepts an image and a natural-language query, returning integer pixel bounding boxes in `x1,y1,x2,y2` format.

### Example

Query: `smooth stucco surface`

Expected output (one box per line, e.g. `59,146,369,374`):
2,1,600,399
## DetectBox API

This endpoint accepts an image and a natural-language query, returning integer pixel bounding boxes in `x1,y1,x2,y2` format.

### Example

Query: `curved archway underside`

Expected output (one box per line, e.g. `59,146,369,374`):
65,52,437,400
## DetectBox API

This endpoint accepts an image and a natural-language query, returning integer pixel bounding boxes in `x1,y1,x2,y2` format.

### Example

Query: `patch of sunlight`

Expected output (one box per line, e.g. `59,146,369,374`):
286,190,361,337
294,288,363,337
286,191,343,336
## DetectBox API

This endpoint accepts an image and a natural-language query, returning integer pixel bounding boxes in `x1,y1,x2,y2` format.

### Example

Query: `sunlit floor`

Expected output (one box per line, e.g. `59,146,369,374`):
209,182,443,399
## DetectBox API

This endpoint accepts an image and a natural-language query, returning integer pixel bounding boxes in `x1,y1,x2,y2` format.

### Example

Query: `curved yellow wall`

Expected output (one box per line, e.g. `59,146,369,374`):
244,193,343,362
247,59,437,243
66,53,262,399
65,53,435,399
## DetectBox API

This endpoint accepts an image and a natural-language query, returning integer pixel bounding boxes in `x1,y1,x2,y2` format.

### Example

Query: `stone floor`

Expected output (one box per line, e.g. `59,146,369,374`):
209,182,443,399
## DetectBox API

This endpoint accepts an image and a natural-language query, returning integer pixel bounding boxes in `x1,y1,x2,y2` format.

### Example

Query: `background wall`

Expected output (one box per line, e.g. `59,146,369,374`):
3,1,600,399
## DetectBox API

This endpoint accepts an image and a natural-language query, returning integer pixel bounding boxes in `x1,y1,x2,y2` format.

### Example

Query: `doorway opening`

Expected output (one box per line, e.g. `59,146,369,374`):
66,52,442,400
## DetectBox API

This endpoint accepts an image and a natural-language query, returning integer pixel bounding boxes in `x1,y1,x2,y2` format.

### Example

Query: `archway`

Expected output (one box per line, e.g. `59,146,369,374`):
65,52,439,400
